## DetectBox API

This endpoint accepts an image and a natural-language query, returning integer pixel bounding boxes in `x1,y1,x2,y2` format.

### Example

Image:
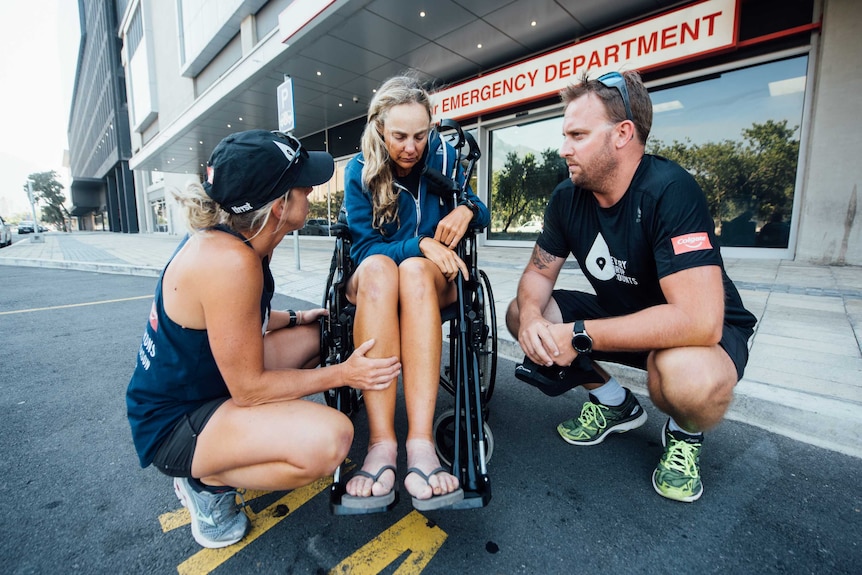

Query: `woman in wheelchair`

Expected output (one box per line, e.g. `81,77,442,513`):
341,76,490,511
126,130,401,549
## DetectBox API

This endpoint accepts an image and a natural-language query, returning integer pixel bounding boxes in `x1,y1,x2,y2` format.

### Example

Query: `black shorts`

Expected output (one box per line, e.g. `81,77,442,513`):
552,290,754,380
151,397,228,478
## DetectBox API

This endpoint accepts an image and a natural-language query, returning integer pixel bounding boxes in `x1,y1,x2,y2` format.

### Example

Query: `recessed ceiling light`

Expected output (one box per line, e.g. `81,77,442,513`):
420,11,426,17
316,71,322,76
477,43,482,49
338,103,343,107
238,117,243,121
199,140,203,144
227,124,231,128
531,21,537,27
189,147,192,150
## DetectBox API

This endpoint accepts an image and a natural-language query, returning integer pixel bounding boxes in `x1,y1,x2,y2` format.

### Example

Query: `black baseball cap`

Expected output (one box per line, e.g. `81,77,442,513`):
203,130,334,214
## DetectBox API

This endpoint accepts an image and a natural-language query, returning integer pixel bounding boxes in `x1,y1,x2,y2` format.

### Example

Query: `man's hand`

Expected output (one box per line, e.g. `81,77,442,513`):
341,339,401,391
519,318,577,367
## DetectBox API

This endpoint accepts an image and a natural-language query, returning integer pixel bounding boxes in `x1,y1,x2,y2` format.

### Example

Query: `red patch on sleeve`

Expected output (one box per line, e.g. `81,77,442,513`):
671,232,712,255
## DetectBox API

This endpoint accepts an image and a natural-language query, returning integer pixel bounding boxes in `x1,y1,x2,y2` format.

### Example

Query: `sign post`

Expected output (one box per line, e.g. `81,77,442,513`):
27,180,44,244
277,75,301,269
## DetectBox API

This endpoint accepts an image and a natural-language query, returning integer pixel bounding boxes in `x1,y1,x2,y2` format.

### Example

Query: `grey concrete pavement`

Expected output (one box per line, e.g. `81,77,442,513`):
2,230,860,458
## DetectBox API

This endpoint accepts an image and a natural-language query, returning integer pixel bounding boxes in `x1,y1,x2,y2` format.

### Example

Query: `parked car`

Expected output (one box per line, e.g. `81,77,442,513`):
17,221,47,234
515,220,543,234
299,218,332,236
0,216,12,247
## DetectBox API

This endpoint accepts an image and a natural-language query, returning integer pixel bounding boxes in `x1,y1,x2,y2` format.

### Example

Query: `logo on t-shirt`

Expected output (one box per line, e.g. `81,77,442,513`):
148,300,158,331
671,232,712,255
585,233,638,285
585,234,615,281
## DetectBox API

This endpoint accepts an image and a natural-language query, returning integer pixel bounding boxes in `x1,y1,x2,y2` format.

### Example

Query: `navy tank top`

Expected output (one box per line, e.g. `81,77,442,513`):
126,226,275,467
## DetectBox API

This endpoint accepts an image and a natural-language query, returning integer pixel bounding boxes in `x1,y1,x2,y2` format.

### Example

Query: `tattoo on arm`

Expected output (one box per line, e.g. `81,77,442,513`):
531,245,558,270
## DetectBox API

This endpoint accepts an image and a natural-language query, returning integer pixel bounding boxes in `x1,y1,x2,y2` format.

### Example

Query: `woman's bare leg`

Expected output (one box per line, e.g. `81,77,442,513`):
398,257,461,499
343,255,400,497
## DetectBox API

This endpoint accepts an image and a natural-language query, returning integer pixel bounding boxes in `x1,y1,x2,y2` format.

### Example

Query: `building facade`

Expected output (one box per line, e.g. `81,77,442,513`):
68,0,138,232
110,0,860,265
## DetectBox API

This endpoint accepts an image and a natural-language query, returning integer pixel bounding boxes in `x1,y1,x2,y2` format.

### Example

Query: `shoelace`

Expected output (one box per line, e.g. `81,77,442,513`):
208,489,248,522
662,438,701,477
578,402,608,431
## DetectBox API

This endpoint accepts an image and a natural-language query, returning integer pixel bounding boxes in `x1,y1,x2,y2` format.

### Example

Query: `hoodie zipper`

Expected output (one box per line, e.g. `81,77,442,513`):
393,180,422,237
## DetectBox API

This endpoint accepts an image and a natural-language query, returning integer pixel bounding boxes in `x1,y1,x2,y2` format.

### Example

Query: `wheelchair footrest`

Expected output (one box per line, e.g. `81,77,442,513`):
447,475,492,510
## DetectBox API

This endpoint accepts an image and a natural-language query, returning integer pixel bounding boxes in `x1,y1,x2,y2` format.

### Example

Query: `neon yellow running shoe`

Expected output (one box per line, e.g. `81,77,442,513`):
652,419,704,502
557,388,647,446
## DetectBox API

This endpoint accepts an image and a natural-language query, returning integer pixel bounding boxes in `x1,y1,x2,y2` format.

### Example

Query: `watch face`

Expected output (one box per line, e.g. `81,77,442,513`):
572,333,591,353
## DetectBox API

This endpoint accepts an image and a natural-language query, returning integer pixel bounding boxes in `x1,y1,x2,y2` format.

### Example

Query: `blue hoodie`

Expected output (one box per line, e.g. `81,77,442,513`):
343,130,490,266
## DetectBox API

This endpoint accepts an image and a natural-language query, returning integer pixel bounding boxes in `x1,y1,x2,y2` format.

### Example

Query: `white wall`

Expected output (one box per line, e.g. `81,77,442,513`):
797,0,862,264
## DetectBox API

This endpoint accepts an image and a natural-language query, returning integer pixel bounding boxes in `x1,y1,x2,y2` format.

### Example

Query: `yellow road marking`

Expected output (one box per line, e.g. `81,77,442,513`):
0,295,151,315
176,476,332,575
329,511,448,575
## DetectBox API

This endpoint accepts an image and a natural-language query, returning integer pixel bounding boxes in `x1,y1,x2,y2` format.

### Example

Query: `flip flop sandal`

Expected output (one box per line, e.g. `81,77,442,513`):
341,465,397,509
406,466,464,511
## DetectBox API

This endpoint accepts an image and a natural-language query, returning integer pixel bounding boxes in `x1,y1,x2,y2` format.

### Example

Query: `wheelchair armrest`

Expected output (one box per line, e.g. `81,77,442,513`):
330,222,351,238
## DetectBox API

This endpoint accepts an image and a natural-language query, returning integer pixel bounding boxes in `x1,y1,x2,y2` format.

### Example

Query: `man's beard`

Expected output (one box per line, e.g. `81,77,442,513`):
570,135,617,192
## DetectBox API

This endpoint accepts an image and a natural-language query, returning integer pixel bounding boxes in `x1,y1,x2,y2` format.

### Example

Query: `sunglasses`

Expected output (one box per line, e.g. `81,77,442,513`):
597,71,633,123
268,131,307,194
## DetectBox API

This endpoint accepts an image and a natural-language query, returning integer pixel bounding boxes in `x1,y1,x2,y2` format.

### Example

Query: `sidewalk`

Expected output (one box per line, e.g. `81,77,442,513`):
3,231,861,458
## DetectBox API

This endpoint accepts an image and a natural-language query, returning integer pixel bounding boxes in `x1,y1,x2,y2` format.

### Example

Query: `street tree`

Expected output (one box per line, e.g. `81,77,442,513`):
25,171,70,232
492,148,566,233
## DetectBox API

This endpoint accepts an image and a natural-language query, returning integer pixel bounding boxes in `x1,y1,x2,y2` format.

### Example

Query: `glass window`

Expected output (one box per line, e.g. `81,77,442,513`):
486,116,568,240
648,56,807,248
484,55,807,249
151,199,168,233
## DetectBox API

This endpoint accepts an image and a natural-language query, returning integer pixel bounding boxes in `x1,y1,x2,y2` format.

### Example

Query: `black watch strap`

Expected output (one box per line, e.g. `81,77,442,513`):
459,198,479,217
571,320,593,354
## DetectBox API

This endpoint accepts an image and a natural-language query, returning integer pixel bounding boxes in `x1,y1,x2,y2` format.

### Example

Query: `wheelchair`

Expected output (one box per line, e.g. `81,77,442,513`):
319,120,497,514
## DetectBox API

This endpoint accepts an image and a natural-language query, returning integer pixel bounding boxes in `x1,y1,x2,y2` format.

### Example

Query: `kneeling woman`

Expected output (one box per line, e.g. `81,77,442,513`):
342,76,490,510
126,130,401,548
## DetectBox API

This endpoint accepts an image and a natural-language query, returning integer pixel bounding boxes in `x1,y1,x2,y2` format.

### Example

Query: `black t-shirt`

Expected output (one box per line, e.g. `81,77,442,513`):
538,155,755,329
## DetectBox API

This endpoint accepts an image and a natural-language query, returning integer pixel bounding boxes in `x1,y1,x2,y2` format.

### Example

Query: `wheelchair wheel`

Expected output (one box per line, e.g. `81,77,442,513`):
433,408,494,468
320,235,361,417
476,269,498,404
439,269,498,404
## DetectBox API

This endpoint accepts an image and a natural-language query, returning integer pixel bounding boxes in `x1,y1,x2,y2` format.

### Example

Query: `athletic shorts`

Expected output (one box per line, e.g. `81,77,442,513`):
552,289,754,380
151,397,229,477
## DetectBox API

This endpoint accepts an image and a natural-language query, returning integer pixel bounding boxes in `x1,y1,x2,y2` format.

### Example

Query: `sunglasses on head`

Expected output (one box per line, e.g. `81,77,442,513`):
267,131,307,195
597,71,633,123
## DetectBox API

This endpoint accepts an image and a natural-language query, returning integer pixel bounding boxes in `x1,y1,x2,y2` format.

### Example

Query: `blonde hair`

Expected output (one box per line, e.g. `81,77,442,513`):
173,180,285,238
360,75,432,230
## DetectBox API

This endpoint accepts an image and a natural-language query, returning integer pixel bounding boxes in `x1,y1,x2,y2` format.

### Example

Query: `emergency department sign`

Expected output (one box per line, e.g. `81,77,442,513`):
429,0,739,121
277,76,295,133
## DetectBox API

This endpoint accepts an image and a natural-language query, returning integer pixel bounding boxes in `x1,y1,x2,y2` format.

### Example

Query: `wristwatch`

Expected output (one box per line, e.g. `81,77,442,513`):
571,320,593,355
458,198,480,217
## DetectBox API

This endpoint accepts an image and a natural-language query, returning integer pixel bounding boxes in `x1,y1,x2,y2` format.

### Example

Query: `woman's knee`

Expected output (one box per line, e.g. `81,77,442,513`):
353,256,399,301
304,411,353,475
398,258,442,301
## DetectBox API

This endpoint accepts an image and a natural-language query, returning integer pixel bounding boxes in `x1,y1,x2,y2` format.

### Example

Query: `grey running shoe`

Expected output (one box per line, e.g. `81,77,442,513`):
173,477,250,548
557,388,647,445
652,419,704,502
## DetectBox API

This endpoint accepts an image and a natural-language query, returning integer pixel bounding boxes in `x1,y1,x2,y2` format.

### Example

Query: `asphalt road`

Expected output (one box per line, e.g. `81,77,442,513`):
1,267,860,574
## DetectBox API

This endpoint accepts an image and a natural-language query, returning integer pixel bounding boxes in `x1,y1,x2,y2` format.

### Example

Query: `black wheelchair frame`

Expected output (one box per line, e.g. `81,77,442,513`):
319,120,497,514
